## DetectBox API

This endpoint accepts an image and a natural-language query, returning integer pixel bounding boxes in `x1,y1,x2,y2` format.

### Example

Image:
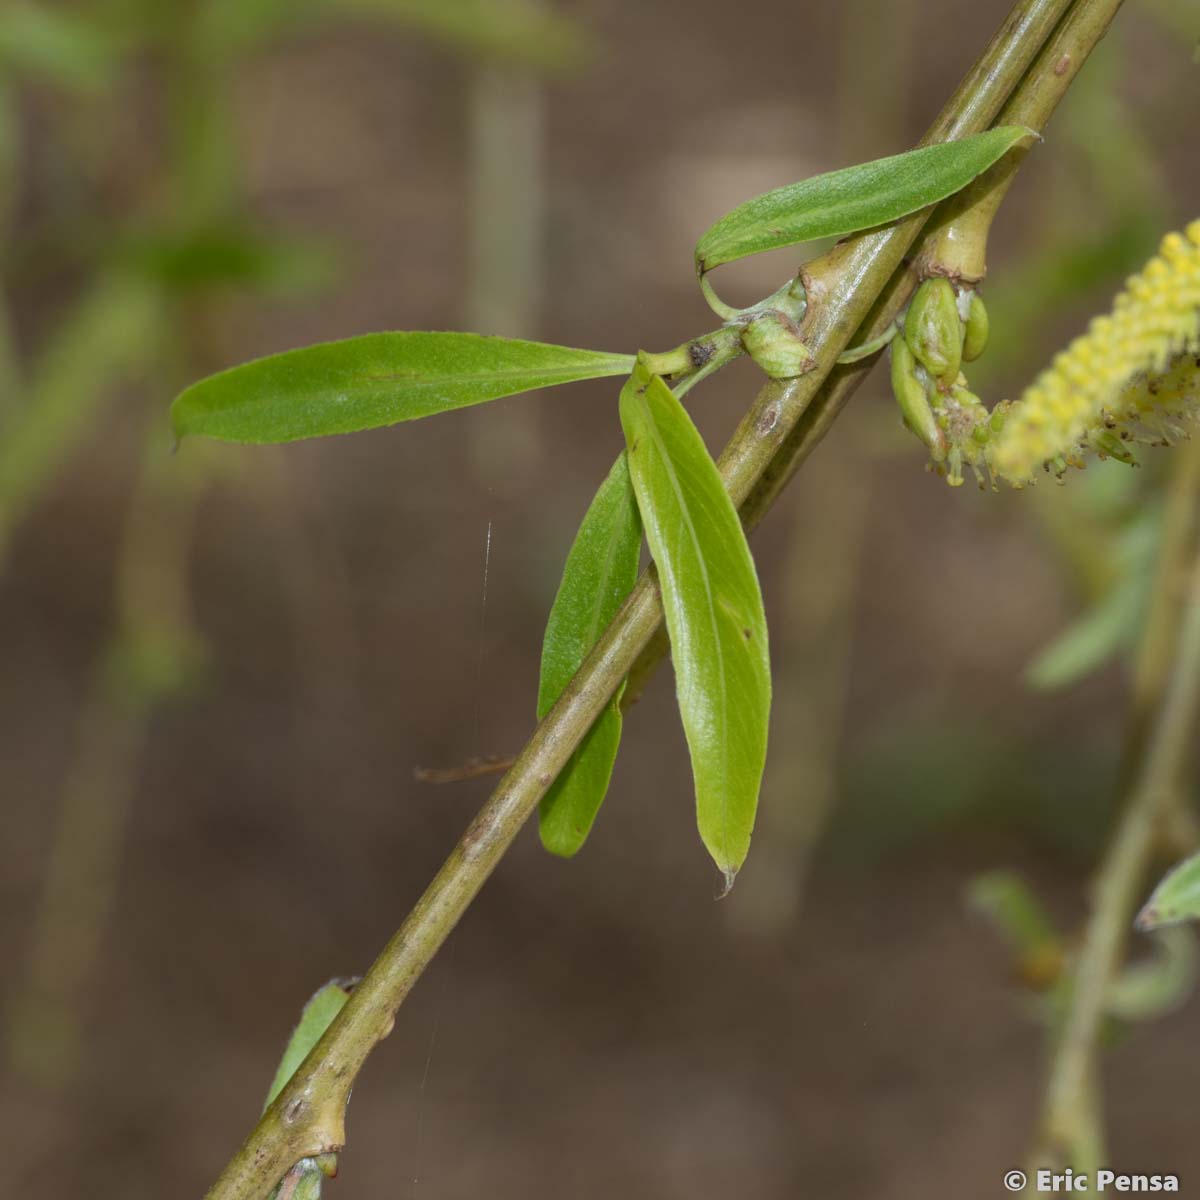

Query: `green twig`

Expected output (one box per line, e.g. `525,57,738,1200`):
202,2,1110,1196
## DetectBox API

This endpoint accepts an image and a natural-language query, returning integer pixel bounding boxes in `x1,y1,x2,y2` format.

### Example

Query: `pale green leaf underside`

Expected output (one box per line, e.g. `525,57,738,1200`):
619,359,770,880
263,980,353,1112
1026,575,1143,690
171,332,635,444
695,125,1035,274
536,452,642,857
1137,853,1200,932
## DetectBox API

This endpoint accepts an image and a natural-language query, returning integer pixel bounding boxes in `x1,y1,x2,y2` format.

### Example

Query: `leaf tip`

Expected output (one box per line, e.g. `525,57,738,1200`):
716,866,738,899
538,805,588,859
168,405,190,449
1134,903,1161,933
538,828,584,859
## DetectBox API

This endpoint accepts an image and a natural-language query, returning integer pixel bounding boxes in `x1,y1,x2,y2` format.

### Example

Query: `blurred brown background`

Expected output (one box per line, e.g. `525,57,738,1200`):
2,1,1198,1196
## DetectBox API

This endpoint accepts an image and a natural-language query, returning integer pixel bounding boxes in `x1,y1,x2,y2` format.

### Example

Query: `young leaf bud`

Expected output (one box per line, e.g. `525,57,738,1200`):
741,309,814,379
963,293,990,362
890,337,945,458
904,277,963,385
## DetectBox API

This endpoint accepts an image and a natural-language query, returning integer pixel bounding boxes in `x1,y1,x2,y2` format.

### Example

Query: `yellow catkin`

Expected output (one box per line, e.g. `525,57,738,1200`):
990,221,1200,483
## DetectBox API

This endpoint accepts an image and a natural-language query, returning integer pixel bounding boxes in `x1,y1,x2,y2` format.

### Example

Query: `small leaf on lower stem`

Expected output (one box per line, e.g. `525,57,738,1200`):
264,978,357,1112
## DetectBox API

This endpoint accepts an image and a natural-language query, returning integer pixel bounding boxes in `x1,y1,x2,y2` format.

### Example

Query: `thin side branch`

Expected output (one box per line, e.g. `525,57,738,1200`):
1032,442,1200,1172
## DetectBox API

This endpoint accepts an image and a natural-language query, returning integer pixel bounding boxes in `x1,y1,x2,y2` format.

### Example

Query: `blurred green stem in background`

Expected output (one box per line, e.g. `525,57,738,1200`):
466,12,545,338
1031,440,1200,1174
5,0,595,1098
0,79,18,423
0,272,162,568
5,3,242,1091
835,0,916,158
6,410,207,1088
203,1,1131,1195
464,0,550,489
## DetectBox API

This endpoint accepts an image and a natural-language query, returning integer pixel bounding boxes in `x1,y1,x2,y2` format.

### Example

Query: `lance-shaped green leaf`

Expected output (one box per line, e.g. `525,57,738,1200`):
1026,573,1144,691
1137,853,1200,932
264,978,355,1111
114,223,336,296
0,273,162,547
695,125,1035,276
536,452,642,857
171,333,635,444
619,358,770,884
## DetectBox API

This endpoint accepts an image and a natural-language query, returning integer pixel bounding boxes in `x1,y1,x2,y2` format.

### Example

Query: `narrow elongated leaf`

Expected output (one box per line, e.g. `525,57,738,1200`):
537,452,642,856
1026,574,1144,690
0,274,162,541
619,358,770,883
171,333,635,444
1137,854,1200,932
115,223,336,296
264,979,355,1111
695,126,1035,275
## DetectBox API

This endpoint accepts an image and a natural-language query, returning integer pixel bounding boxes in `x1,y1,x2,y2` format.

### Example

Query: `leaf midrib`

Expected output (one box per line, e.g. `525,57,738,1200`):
355,359,633,388
634,384,733,863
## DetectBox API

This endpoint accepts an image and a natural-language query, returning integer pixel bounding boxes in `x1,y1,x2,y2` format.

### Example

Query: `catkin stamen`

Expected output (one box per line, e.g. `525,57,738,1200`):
989,221,1200,484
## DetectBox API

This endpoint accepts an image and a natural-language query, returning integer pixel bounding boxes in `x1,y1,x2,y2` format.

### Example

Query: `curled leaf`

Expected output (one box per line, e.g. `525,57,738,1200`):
1106,928,1196,1020
171,332,634,444
619,358,770,884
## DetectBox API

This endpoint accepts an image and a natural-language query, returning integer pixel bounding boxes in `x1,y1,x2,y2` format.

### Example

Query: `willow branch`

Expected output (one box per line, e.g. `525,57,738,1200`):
632,0,1127,695
203,2,1115,1196
1031,442,1200,1172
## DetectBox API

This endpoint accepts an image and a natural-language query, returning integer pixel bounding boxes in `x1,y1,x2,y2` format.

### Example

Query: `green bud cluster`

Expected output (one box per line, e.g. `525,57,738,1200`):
891,222,1200,490
888,277,996,487
740,309,814,379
